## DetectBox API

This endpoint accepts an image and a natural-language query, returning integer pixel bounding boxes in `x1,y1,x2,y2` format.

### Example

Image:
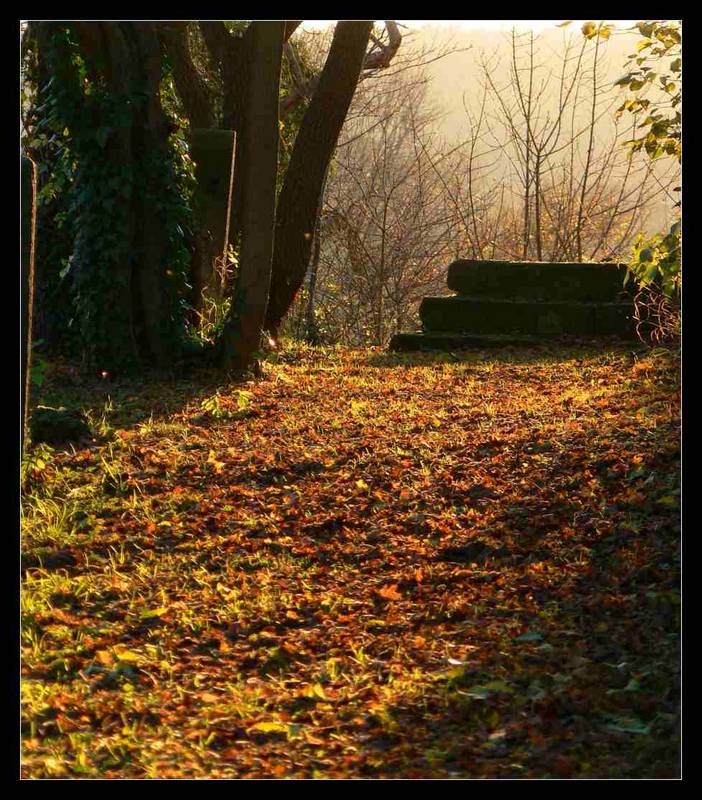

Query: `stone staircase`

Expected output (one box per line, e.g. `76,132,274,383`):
389,259,637,351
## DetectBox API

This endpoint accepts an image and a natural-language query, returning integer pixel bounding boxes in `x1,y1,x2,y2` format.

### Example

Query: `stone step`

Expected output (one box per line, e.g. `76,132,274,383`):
388,332,544,351
447,259,631,302
420,296,637,337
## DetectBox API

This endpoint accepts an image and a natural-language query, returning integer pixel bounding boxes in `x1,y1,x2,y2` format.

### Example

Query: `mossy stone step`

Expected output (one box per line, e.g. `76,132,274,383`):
420,296,637,337
447,259,630,302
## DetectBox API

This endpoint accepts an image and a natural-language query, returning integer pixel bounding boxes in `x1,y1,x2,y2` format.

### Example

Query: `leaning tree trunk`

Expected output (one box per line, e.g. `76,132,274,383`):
220,22,284,371
21,155,37,453
264,21,373,337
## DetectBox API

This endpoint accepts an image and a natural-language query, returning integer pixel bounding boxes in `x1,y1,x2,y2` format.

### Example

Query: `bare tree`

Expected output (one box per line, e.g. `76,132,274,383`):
466,26,674,263
298,67,456,346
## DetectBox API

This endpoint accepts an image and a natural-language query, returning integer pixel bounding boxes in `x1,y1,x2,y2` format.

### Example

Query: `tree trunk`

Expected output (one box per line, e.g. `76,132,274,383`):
188,128,236,314
220,22,284,371
265,21,373,337
70,22,182,371
305,179,326,345
21,156,37,453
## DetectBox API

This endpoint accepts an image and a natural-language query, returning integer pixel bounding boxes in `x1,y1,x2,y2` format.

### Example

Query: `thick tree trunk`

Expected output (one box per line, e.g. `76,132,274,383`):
159,23,216,129
220,22,284,371
71,22,182,370
265,21,372,337
21,156,37,453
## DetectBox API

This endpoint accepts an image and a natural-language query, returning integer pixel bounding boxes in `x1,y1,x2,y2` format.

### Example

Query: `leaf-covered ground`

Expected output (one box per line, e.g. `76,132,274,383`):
21,343,680,778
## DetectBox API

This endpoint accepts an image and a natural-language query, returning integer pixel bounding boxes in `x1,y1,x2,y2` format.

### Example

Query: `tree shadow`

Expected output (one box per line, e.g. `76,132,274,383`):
349,419,680,778
366,338,644,370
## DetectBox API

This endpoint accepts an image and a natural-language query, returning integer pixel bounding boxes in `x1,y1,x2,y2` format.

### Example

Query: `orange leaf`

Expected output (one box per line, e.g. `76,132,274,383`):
377,584,402,601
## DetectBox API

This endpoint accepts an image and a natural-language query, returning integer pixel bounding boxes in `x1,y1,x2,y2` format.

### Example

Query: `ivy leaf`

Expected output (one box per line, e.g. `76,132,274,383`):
615,73,635,87
96,127,111,148
462,680,513,699
515,630,544,642
604,715,651,735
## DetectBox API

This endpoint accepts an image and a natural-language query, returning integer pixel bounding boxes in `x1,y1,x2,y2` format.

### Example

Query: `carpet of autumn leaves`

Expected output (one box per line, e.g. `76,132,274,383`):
21,342,680,778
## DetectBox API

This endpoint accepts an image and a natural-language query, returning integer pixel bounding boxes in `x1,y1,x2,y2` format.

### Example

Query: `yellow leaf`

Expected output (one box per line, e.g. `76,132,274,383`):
140,606,168,619
250,721,288,734
114,649,142,663
656,495,678,506
304,683,328,700
356,479,369,490
207,450,225,473
44,756,67,776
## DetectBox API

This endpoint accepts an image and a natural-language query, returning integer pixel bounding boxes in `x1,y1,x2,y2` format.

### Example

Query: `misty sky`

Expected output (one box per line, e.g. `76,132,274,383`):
302,20,639,32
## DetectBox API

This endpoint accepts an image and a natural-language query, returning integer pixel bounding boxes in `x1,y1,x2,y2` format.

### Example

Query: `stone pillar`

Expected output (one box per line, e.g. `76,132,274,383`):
189,129,236,310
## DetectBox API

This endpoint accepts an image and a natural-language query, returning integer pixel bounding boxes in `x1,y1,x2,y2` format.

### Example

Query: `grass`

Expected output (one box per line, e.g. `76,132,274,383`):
21,342,680,778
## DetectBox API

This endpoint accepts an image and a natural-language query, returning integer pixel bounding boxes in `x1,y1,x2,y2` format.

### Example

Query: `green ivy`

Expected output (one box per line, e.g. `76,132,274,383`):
29,25,195,372
22,27,80,354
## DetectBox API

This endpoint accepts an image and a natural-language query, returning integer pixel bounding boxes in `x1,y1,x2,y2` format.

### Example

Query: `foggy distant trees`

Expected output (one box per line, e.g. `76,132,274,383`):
283,24,677,346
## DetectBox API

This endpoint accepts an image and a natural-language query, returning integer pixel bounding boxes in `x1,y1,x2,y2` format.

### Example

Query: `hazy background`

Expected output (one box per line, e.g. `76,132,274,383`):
300,20,676,228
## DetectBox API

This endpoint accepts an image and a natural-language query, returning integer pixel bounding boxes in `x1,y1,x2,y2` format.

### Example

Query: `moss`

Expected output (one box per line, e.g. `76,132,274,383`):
446,260,631,303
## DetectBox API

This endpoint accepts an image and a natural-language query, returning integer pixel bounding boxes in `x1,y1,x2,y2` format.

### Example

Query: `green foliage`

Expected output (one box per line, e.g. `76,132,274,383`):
614,21,681,163
626,220,680,297
22,28,80,353
30,342,49,396
613,20,681,336
21,442,54,487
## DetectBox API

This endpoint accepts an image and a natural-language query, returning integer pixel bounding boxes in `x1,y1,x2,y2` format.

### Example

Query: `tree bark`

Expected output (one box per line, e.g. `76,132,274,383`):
71,22,181,370
160,23,216,128
305,167,328,344
220,22,284,371
21,156,37,453
265,21,373,337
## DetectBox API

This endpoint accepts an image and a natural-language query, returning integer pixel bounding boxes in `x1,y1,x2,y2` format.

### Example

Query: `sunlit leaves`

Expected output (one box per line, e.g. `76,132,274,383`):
581,21,613,40
21,345,680,778
613,21,681,165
